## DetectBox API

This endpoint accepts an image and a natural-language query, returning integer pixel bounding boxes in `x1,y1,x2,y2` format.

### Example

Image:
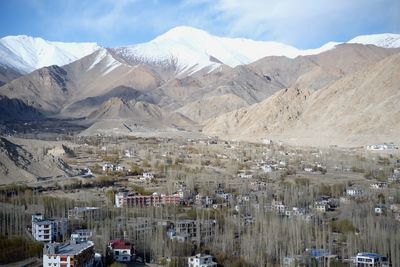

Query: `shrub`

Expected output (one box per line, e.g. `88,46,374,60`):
330,219,357,234
0,236,43,264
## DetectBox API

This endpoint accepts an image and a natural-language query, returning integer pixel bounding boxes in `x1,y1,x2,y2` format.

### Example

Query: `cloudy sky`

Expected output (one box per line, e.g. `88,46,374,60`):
0,0,399,48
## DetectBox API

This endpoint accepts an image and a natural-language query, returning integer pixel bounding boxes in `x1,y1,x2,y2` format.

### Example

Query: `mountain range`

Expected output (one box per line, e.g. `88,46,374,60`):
0,26,399,146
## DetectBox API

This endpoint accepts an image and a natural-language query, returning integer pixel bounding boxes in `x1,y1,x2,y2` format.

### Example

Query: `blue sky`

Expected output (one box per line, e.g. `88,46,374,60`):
0,0,399,49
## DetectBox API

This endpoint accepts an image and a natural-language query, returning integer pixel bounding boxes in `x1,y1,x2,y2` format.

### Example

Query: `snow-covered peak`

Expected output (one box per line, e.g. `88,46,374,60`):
116,26,336,75
2,29,399,78
0,35,100,73
347,33,400,48
152,26,211,42
86,48,123,75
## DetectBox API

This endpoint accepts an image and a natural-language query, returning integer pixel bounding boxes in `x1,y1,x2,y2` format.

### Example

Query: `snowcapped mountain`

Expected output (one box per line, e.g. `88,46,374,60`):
114,26,340,76
1,28,399,79
0,35,100,74
348,33,400,48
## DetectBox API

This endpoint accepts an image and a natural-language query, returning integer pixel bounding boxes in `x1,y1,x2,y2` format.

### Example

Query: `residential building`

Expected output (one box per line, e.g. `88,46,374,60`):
161,193,181,205
43,240,94,267
366,143,398,150
315,201,330,212
142,172,154,179
187,254,217,267
115,192,161,207
108,239,135,262
238,172,253,179
370,183,387,189
102,163,114,172
102,163,125,172
169,220,216,243
71,229,93,242
32,214,68,243
354,252,388,267
261,164,273,173
346,188,363,197
374,204,386,215
115,191,183,207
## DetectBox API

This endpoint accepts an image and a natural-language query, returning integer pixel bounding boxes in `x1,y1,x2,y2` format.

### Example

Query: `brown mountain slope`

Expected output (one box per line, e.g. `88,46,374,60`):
203,87,310,138
203,52,400,146
81,97,195,136
0,49,164,116
0,65,72,113
165,44,399,123
249,44,400,91
175,94,249,123
0,137,77,184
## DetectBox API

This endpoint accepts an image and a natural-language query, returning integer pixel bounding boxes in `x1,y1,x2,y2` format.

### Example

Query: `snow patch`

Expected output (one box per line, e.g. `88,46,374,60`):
0,35,100,73
348,33,400,48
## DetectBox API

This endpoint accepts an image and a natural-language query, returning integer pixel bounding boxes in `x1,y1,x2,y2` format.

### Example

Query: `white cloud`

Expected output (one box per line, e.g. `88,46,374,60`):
210,0,400,47
24,0,399,48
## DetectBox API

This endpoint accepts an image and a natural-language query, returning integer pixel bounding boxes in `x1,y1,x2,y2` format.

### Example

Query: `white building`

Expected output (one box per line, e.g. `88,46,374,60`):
188,254,217,267
125,148,135,158
108,239,135,262
238,172,253,179
354,252,388,267
32,214,68,243
315,202,330,212
71,229,93,242
102,163,114,172
43,240,94,267
261,164,273,173
304,167,313,172
366,143,398,150
142,172,154,179
374,204,386,215
346,188,363,197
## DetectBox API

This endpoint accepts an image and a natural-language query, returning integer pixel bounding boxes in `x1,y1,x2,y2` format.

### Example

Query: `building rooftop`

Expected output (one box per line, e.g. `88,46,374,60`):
191,253,213,258
45,241,93,256
357,252,384,258
72,207,99,212
109,239,133,250
34,218,67,225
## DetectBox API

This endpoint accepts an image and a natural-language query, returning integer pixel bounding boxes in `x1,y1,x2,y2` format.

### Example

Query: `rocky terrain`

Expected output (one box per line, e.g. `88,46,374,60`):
0,28,399,147
204,53,400,146
0,137,76,184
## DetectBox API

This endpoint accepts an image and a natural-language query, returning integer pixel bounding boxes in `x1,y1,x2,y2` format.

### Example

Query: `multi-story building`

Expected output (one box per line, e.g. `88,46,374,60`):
115,191,182,207
108,239,135,262
187,254,217,267
346,188,363,197
32,214,68,243
43,239,94,267
170,219,216,243
115,192,161,207
71,229,93,242
161,194,181,205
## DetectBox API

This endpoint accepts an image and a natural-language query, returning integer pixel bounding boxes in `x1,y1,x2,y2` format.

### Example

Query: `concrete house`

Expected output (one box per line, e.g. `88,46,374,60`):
187,254,217,267
43,239,94,267
108,239,135,262
32,214,68,243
